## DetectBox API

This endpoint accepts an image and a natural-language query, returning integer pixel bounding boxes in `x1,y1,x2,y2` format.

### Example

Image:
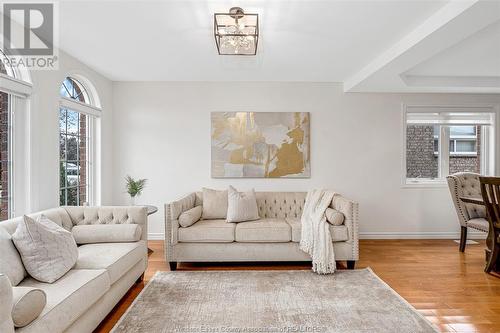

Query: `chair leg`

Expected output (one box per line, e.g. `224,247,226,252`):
459,226,467,252
346,261,355,269
169,262,177,271
485,243,500,273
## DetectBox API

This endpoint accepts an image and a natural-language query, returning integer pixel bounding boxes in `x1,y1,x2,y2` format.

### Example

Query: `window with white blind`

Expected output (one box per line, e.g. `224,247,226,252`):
404,106,496,185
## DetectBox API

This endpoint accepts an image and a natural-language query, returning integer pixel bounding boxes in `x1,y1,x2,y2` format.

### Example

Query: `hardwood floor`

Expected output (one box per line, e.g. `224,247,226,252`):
94,240,500,333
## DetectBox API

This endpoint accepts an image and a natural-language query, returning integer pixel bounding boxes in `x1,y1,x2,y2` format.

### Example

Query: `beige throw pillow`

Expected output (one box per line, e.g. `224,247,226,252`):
325,208,345,226
202,188,228,219
179,206,203,227
11,287,46,327
227,186,260,223
12,215,78,283
0,227,27,286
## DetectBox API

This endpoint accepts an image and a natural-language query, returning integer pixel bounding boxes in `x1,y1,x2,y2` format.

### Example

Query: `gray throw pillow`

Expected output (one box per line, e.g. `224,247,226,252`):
179,206,203,227
11,287,46,327
227,186,260,223
12,215,78,283
0,227,27,286
325,208,345,226
202,188,228,219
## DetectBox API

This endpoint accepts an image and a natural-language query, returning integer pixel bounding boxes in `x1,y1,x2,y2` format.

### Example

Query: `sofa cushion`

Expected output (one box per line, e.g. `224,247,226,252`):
179,206,202,228
201,188,228,219
75,241,146,284
0,227,26,286
178,219,235,243
18,269,109,333
11,287,46,328
72,224,142,244
286,218,349,243
12,215,78,283
235,218,291,242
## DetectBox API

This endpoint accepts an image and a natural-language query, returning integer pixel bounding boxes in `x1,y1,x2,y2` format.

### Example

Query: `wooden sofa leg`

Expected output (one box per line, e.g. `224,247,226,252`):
459,226,467,252
346,261,355,269
169,262,177,271
136,273,144,284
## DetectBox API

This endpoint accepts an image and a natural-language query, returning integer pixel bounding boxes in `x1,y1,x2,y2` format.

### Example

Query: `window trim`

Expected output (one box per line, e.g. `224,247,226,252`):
0,73,32,97
58,75,101,206
0,52,32,219
402,104,498,188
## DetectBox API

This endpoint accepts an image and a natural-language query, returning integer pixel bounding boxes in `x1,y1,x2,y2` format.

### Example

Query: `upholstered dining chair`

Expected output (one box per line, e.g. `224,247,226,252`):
447,172,489,252
479,176,500,273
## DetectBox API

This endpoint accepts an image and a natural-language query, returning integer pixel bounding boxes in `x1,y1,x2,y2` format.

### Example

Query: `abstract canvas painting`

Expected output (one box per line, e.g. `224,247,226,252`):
211,112,310,178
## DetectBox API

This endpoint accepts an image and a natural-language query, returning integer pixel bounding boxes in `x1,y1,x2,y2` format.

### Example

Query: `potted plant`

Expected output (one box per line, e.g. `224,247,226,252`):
125,175,147,205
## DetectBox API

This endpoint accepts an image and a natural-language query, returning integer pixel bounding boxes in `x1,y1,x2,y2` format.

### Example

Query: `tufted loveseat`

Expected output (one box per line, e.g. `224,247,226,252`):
165,191,359,270
447,172,489,252
0,206,148,333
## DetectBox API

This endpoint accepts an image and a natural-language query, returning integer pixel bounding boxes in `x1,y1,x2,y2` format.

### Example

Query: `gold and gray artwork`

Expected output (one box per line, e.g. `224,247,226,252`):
211,112,310,178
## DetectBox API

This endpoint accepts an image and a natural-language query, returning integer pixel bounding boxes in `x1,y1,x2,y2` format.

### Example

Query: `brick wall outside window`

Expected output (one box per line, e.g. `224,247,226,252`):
406,125,481,179
79,113,87,205
0,92,8,220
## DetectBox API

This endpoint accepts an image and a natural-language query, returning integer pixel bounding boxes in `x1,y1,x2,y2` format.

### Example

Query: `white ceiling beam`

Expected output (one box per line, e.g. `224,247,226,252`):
344,0,500,92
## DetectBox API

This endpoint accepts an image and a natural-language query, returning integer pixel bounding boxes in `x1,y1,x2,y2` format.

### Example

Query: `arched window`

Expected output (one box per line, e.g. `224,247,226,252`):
59,76,100,206
0,49,32,220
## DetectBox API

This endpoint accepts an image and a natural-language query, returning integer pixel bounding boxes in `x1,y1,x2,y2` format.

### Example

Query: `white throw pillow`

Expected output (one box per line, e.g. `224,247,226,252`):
227,185,260,223
179,206,203,227
325,208,345,226
72,224,142,244
202,188,228,219
11,287,46,328
0,227,27,286
12,215,78,283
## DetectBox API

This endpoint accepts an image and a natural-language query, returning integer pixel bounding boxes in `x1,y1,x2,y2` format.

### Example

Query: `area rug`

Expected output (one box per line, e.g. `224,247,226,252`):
112,269,438,333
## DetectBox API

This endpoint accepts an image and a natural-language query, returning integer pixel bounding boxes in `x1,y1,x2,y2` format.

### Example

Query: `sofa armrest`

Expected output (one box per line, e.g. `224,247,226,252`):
0,274,14,333
332,195,359,260
63,206,148,241
164,193,197,262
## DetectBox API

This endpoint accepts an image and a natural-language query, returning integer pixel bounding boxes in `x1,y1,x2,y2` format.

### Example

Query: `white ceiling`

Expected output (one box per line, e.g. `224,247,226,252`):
58,0,446,81
405,20,500,77
55,0,500,93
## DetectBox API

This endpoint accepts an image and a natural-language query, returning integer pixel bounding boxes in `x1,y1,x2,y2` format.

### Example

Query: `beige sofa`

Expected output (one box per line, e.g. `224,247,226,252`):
165,191,359,270
0,206,148,333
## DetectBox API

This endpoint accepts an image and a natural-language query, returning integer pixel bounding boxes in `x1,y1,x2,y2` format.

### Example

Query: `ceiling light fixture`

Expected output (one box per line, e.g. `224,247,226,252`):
214,7,259,55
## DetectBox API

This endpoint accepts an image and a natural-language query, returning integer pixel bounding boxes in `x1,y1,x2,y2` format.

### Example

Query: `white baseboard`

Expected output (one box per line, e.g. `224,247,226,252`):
148,233,165,240
359,231,486,240
149,231,487,241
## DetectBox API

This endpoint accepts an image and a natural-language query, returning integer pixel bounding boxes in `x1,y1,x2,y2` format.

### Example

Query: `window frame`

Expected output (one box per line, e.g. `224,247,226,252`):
402,104,498,188
0,50,32,219
433,126,478,156
58,75,101,206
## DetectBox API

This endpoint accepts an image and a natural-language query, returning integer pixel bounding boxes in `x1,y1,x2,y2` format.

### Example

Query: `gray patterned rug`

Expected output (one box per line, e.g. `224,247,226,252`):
112,269,438,333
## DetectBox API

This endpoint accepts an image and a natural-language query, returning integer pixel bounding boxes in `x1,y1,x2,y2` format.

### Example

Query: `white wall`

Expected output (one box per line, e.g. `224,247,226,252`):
111,82,500,240
26,50,114,212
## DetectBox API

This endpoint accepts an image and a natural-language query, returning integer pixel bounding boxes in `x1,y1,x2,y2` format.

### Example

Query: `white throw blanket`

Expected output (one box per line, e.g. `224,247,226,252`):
299,189,337,274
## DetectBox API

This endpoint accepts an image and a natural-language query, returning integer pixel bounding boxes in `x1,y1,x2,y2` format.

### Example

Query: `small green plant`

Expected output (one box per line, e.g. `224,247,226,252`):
125,175,147,198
